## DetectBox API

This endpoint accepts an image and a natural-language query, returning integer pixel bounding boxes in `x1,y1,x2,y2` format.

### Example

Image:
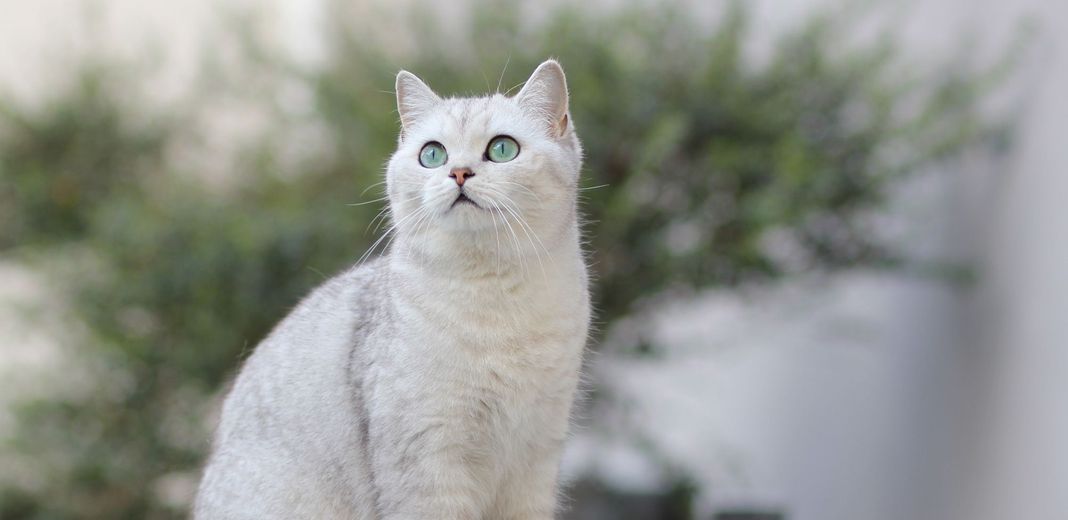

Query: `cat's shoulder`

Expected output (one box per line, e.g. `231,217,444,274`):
254,257,388,345
299,257,389,314
236,257,386,369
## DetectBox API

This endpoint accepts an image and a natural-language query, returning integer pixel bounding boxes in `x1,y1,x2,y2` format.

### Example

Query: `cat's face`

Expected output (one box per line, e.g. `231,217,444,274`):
384,60,582,265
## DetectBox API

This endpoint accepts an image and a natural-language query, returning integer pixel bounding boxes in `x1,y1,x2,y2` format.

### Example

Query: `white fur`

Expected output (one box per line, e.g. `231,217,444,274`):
195,60,590,520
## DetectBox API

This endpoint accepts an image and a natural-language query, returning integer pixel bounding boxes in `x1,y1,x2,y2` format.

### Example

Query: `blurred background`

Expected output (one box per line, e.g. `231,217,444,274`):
0,0,1064,519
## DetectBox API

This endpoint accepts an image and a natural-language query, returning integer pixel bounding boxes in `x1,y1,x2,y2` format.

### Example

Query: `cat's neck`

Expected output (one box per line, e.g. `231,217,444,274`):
387,222,585,296
383,220,588,349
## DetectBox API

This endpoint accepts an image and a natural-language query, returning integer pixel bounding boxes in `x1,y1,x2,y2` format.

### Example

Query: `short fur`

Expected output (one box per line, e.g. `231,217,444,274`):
195,60,590,519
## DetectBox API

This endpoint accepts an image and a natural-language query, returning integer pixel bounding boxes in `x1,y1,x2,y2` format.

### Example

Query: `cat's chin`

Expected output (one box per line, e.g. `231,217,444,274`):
438,203,498,233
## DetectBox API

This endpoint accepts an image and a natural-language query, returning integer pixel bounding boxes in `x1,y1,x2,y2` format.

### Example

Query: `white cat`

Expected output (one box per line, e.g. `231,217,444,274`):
194,59,590,520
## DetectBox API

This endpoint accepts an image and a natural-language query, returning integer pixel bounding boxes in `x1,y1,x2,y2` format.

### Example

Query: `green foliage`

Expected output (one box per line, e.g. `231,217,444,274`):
0,2,997,518
0,66,170,249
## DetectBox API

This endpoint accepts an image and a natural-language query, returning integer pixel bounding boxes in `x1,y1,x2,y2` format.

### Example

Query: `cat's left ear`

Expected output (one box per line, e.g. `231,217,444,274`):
396,70,441,137
516,59,570,138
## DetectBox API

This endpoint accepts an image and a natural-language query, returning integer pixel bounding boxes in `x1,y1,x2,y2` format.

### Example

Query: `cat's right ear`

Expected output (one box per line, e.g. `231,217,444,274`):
516,59,570,138
396,71,441,138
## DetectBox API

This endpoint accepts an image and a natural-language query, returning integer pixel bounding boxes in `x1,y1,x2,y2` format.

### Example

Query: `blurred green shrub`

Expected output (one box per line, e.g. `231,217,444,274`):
0,1,998,518
0,67,170,249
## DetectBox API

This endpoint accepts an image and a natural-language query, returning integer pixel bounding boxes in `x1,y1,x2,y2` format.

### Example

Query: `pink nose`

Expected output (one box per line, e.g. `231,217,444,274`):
449,167,475,186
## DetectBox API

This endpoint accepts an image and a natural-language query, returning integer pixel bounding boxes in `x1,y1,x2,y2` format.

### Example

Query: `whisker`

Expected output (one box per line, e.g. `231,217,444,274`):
497,205,526,276
489,190,550,282
357,203,430,265
395,190,453,261
347,196,389,207
356,226,396,266
402,208,435,261
496,54,511,94
504,79,526,96
364,191,426,234
368,206,392,234
483,187,553,257
488,197,503,275
359,180,388,198
494,180,542,203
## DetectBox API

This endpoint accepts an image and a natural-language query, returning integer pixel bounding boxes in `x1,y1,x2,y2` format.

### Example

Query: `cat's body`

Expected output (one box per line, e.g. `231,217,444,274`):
195,60,590,519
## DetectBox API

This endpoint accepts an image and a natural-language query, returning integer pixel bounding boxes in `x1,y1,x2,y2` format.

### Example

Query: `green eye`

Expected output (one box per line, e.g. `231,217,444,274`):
419,142,447,168
486,135,520,163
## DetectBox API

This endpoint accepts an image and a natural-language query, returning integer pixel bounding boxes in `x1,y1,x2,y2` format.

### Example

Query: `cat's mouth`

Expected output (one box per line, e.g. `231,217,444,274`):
450,192,480,209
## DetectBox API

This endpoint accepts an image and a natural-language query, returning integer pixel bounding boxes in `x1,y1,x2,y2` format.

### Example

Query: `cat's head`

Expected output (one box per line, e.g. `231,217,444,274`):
384,59,582,268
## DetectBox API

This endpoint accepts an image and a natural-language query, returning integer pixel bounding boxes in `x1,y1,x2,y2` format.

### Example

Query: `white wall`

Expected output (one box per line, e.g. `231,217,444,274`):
963,1,1068,517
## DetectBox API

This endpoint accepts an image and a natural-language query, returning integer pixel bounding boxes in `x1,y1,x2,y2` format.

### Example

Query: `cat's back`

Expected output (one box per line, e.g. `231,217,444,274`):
195,259,387,519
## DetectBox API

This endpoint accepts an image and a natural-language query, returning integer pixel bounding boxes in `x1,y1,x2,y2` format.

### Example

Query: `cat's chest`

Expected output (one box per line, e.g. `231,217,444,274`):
373,283,586,404
365,284,586,469
375,265,588,414
398,328,582,444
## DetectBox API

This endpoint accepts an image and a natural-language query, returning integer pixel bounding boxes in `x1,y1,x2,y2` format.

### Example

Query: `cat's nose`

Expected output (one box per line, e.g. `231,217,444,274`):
449,167,475,186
